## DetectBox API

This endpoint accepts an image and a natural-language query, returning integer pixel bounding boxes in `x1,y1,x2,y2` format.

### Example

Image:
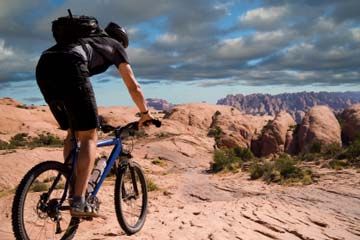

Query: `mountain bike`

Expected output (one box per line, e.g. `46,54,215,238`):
12,119,161,240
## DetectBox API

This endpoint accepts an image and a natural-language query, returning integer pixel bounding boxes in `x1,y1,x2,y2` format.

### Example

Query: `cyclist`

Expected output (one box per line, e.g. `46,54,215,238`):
36,21,153,217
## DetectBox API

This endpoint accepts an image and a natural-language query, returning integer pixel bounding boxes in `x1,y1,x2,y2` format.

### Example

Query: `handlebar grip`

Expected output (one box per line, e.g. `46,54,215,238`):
152,119,162,128
143,119,162,128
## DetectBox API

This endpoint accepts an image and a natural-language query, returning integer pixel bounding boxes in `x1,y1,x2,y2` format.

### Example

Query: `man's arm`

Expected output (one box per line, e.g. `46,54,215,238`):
118,63,152,123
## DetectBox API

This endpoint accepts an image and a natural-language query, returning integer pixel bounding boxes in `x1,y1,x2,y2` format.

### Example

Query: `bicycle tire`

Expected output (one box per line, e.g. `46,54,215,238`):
114,161,148,235
12,161,79,240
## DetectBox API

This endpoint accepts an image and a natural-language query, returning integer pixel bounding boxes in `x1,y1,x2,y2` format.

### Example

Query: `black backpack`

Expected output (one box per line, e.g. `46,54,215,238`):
52,9,104,44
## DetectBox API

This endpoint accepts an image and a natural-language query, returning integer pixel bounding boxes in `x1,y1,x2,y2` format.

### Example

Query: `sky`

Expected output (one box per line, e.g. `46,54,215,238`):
0,0,359,106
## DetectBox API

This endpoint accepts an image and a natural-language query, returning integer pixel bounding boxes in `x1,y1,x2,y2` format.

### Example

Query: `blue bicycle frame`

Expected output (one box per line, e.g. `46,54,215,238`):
68,136,124,197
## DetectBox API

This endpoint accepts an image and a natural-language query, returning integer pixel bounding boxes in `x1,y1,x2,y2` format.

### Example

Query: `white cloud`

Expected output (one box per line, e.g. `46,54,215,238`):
313,17,336,32
240,6,289,27
351,28,360,41
215,30,291,60
157,33,178,44
0,39,14,60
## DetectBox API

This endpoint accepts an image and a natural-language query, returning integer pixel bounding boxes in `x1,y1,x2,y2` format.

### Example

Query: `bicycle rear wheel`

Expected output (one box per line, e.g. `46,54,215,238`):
12,161,79,240
114,161,148,235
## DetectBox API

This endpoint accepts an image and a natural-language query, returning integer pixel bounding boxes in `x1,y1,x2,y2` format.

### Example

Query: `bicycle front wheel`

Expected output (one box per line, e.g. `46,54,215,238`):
12,161,79,240
114,161,148,235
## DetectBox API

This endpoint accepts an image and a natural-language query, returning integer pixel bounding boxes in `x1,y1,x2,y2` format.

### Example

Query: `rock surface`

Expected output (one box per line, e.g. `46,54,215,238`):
210,110,271,148
297,105,342,153
341,104,360,144
252,111,296,157
0,99,359,240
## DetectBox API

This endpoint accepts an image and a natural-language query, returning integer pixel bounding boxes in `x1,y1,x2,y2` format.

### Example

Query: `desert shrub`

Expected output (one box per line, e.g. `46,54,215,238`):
233,146,254,161
297,152,320,162
16,104,28,109
151,158,166,167
249,154,313,185
211,147,255,172
0,140,9,150
211,148,243,172
9,133,29,148
146,178,159,192
207,126,222,139
329,159,349,170
274,155,301,178
31,182,48,192
260,120,274,135
342,138,360,166
309,141,322,153
0,133,63,150
29,133,63,148
322,143,342,158
249,161,265,180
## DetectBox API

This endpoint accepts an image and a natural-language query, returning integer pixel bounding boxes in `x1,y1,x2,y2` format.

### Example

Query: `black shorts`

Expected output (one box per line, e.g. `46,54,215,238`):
36,51,99,131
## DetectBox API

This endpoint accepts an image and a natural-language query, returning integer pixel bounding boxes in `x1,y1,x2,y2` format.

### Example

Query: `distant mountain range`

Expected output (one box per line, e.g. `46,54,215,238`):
146,98,174,111
216,91,360,122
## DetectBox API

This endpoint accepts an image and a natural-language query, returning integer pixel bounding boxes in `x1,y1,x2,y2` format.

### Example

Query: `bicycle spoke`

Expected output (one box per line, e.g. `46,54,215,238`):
13,162,78,240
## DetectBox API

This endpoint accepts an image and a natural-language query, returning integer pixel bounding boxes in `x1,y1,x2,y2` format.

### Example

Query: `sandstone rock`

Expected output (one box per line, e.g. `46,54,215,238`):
210,110,271,149
252,111,296,157
340,104,360,144
164,103,239,130
297,105,341,153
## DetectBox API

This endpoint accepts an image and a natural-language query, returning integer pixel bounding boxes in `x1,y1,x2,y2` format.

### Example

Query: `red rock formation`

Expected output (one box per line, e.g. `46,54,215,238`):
340,104,360,144
297,106,341,153
252,111,296,157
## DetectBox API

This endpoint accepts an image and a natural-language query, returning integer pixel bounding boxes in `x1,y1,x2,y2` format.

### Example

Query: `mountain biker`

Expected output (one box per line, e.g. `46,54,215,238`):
36,21,153,217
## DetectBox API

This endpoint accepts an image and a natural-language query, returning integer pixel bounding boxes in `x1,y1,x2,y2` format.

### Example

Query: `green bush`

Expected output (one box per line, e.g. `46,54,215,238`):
249,154,313,185
297,152,320,162
274,154,301,178
323,143,342,158
211,148,242,172
9,133,29,148
146,178,159,192
343,138,360,166
0,140,9,150
0,133,63,150
309,141,322,153
28,133,63,148
249,161,265,180
151,158,166,167
31,182,48,192
211,147,255,172
233,146,254,161
329,159,348,170
207,126,222,139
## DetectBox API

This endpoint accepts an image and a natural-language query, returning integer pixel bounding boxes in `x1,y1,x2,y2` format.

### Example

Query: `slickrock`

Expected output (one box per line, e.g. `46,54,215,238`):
297,105,342,153
252,111,296,157
341,104,360,144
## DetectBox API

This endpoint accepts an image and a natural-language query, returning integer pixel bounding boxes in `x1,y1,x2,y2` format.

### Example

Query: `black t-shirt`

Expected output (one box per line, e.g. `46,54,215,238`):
43,36,129,77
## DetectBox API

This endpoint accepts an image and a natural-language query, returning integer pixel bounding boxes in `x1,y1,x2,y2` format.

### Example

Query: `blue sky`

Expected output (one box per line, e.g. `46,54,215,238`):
0,0,359,106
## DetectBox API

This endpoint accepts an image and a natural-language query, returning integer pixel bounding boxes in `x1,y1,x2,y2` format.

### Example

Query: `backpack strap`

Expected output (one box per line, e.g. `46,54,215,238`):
78,39,91,62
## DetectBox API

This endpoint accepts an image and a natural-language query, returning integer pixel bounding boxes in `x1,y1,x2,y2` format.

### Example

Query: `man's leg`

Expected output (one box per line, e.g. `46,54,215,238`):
73,128,98,198
63,129,72,162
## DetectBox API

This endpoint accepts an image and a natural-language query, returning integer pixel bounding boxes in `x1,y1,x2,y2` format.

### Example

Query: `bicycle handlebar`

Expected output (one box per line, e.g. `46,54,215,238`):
100,119,162,134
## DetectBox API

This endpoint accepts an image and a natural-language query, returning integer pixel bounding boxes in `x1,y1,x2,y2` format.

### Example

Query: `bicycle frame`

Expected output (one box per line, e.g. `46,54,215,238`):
66,135,124,198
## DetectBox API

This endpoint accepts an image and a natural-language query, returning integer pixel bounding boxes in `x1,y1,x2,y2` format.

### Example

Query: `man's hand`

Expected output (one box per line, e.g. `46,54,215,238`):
139,111,154,127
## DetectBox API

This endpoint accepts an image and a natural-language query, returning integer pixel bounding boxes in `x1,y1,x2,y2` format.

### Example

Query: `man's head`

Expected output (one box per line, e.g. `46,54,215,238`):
105,22,129,48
